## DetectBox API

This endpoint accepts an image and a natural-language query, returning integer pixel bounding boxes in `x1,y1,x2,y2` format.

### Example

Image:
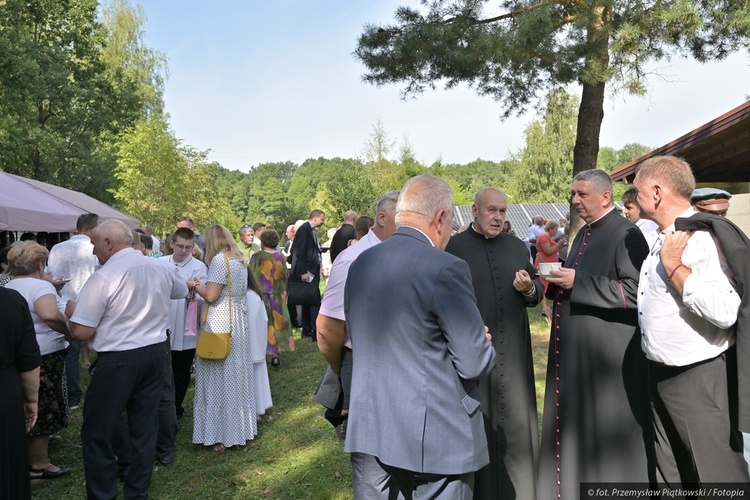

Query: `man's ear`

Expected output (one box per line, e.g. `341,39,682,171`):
376,211,386,228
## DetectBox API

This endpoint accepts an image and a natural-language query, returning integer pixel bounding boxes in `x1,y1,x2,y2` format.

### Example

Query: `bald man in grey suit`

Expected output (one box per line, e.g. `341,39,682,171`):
344,175,496,499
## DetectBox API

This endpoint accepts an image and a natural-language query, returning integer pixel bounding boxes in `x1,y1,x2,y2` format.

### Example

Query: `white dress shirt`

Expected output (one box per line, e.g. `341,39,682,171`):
72,248,188,352
319,229,383,349
527,224,544,242
638,208,740,366
47,234,99,301
635,218,660,248
159,254,208,351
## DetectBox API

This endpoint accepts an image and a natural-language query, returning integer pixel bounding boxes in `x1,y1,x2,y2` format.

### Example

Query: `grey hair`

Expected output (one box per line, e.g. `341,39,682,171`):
573,169,613,195
374,190,400,216
474,188,506,207
395,175,453,226
95,219,133,246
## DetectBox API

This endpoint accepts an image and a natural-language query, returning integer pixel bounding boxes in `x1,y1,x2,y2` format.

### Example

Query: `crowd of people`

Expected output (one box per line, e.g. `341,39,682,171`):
2,155,749,499
0,210,329,499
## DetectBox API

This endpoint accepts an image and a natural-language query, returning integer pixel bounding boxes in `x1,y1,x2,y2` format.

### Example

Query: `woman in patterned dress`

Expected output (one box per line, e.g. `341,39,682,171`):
248,229,293,367
191,225,257,452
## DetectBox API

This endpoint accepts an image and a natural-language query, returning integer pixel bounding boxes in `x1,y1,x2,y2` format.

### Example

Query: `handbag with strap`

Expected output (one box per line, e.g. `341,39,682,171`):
287,275,321,306
196,254,232,360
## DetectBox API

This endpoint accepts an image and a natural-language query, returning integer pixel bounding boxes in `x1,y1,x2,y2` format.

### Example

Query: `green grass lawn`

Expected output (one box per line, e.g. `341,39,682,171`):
32,313,551,499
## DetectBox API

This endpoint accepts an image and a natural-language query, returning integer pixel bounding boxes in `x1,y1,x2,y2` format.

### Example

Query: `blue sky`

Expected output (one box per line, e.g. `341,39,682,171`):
136,1,750,173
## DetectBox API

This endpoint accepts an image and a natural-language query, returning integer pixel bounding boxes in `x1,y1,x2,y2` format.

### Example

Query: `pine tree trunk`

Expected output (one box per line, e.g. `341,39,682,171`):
569,4,610,239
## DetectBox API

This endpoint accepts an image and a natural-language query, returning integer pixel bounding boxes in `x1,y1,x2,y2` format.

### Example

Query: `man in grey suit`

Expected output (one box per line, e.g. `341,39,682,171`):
344,175,496,499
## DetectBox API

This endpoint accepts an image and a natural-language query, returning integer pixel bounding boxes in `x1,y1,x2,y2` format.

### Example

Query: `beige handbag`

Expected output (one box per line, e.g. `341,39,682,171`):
196,254,232,360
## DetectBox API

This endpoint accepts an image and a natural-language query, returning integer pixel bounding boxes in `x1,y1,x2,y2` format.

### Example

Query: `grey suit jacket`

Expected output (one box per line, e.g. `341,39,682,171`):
343,226,496,475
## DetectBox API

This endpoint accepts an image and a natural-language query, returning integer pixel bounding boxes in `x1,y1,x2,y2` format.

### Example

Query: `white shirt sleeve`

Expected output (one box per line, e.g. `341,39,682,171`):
681,232,741,329
71,273,108,328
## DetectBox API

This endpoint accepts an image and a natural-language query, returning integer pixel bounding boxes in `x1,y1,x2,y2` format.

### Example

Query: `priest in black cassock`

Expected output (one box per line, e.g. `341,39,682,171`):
446,188,543,500
538,169,654,498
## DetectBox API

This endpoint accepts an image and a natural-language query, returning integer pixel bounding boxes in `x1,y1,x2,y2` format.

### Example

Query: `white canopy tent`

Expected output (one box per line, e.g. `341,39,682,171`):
0,172,140,232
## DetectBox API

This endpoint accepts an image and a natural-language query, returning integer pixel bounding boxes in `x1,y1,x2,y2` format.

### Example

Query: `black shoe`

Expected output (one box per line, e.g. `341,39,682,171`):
271,357,280,367
30,466,70,480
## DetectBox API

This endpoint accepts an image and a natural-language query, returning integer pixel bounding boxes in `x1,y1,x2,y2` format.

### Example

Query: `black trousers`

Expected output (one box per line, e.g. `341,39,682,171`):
301,304,320,337
82,341,169,500
171,349,195,418
651,348,750,486
65,338,82,405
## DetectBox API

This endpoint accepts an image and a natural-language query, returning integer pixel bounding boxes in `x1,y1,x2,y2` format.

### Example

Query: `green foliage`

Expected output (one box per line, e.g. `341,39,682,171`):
597,143,652,172
0,0,167,205
111,115,231,236
100,0,168,119
504,88,578,203
111,115,184,233
355,0,750,176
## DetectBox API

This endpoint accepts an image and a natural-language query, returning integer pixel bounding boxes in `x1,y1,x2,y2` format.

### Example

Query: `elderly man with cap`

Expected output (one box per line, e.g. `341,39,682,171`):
691,187,732,217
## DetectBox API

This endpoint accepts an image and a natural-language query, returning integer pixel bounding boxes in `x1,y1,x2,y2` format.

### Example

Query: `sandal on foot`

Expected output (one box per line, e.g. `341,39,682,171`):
30,466,70,480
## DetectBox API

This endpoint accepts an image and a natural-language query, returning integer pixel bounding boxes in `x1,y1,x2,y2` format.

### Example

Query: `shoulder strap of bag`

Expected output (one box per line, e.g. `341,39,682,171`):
199,253,233,335
224,253,232,334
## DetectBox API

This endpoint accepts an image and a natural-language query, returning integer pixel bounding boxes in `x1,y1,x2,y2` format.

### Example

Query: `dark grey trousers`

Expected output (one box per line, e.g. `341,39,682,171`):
651,348,750,486
378,461,474,500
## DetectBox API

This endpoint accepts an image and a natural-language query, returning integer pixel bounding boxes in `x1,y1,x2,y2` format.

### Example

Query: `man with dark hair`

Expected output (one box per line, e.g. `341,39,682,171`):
538,169,651,498
176,216,206,257
622,187,659,246
446,188,542,500
290,209,325,341
253,222,267,238
143,226,161,253
48,212,100,409
139,234,161,257
329,211,358,263
634,156,750,485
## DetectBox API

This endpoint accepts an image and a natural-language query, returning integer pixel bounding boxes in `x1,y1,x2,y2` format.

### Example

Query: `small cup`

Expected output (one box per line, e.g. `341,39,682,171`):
539,262,562,276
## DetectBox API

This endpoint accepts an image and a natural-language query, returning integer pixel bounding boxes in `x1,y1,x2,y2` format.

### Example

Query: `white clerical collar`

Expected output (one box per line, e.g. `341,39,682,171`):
468,222,493,239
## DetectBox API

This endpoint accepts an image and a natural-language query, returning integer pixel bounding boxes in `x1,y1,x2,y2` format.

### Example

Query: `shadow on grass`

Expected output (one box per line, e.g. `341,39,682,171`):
32,320,552,500
31,331,354,500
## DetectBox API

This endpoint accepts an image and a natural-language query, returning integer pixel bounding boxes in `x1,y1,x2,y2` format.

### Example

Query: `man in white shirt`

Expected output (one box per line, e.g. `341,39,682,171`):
633,155,749,486
526,215,544,261
47,212,99,408
160,228,208,419
317,190,399,499
70,220,188,499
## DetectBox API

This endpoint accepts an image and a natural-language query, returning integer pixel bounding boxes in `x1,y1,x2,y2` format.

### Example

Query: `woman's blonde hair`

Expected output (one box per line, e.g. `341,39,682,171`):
544,220,559,232
203,224,245,264
8,241,49,276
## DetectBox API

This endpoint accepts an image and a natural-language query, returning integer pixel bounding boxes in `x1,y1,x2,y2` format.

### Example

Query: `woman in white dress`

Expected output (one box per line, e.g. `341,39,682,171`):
246,272,273,417
191,225,257,451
